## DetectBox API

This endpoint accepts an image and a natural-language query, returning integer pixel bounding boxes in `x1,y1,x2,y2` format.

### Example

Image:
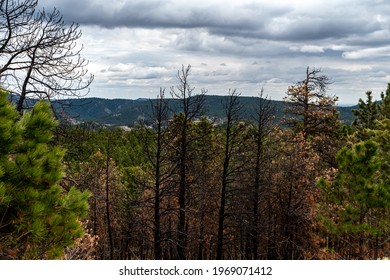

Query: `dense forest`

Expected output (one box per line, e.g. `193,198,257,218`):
0,0,389,260
1,65,389,260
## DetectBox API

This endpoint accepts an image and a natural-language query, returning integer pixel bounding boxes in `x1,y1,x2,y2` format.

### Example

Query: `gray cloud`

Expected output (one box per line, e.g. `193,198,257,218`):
41,0,269,30
41,0,388,42
36,0,390,104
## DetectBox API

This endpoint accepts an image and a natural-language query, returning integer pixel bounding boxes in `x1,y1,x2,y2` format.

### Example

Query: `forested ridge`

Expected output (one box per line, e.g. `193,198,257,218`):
0,0,389,260
28,94,357,127
6,92,357,128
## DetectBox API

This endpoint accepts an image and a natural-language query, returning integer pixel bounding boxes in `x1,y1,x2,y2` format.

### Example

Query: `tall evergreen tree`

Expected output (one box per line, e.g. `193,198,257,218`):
318,140,390,259
378,83,390,119
0,89,89,259
352,91,379,131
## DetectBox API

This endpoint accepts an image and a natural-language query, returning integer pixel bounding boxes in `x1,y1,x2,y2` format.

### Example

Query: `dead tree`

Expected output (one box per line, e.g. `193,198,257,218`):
284,67,335,141
170,65,206,259
138,89,173,260
249,89,275,259
105,136,114,259
217,89,244,259
0,0,93,111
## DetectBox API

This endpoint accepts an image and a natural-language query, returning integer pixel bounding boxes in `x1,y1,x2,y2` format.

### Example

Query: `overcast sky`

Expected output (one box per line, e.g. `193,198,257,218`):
39,0,390,105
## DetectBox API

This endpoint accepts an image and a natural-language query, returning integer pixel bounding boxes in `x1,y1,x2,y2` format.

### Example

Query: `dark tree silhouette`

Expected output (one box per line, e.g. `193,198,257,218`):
217,89,244,259
0,0,93,111
170,65,206,259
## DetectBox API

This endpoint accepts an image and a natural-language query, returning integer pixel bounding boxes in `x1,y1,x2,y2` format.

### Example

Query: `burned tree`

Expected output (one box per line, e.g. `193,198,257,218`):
217,89,245,259
0,0,93,111
137,89,173,260
248,89,275,259
170,65,206,259
284,67,336,140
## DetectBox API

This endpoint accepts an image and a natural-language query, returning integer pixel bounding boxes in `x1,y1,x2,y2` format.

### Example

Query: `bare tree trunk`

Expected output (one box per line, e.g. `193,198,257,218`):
152,92,167,260
217,90,242,260
154,132,162,260
252,91,275,259
197,210,205,259
105,137,114,259
177,120,188,259
170,65,205,259
217,169,227,259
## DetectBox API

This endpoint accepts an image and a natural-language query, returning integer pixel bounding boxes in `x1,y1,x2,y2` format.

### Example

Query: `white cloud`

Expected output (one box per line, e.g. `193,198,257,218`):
342,46,390,59
290,45,325,53
301,45,325,53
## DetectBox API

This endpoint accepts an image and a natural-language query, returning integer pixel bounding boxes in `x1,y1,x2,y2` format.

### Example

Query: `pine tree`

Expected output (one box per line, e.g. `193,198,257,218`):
352,91,379,131
370,118,390,176
0,89,89,259
318,140,390,259
379,83,390,119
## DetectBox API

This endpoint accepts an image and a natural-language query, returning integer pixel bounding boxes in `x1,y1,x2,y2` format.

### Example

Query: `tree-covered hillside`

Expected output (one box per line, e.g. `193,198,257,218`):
49,95,357,127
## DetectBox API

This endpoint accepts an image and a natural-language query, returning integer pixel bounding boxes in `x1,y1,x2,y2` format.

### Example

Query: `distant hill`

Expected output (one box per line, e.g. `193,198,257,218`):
45,95,356,127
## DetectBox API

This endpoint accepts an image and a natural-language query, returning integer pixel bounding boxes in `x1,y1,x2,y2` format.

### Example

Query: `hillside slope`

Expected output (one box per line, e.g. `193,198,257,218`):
49,95,356,126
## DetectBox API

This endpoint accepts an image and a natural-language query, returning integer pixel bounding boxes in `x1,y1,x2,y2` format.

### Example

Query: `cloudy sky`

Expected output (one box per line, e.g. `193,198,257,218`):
39,0,390,105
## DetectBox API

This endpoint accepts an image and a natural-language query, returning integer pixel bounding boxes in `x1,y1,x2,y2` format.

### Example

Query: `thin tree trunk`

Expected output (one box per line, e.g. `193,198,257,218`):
251,136,262,260
217,175,227,259
154,117,162,260
105,137,114,259
177,122,188,260
217,90,241,260
17,51,36,112
217,118,231,260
